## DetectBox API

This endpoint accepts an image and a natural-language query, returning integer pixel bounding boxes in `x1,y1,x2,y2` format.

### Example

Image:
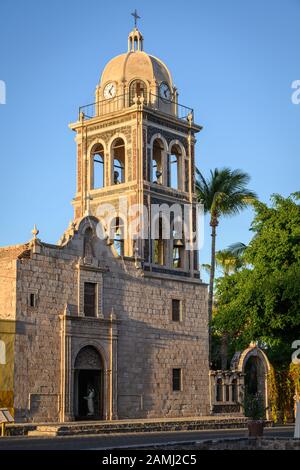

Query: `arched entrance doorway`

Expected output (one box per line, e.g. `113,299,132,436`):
245,356,260,395
232,345,271,419
74,346,104,420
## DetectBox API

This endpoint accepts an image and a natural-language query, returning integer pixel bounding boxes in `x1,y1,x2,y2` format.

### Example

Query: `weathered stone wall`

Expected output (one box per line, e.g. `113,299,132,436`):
0,249,18,320
105,273,209,418
7,234,209,422
149,438,300,451
0,249,18,414
13,252,78,422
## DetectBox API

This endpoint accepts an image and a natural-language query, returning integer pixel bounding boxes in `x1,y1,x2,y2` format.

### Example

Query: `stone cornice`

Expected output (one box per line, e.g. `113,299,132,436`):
143,269,205,286
63,315,120,326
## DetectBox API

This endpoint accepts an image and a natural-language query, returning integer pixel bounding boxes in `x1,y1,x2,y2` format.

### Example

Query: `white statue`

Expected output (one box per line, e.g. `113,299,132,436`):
295,392,300,439
84,386,95,416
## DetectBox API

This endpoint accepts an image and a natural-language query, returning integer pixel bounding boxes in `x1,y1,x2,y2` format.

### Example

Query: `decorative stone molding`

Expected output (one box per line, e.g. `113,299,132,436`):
60,313,118,422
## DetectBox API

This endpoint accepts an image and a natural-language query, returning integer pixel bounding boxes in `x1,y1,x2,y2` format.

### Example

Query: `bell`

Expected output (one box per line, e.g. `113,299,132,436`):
156,170,162,182
174,239,184,247
114,171,120,185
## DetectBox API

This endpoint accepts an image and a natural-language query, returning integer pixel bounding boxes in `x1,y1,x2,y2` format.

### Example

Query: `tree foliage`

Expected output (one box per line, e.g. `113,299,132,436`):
196,167,257,362
213,193,300,367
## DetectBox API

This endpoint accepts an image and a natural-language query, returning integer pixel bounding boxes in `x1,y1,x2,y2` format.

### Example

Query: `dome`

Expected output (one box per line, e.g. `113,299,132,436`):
100,51,173,88
97,28,174,98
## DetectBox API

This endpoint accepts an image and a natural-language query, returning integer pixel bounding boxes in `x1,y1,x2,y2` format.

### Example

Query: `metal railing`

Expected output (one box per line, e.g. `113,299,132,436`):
78,93,194,122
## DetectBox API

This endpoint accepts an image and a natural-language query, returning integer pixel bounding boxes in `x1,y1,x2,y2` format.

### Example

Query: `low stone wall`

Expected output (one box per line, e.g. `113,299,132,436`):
6,416,250,437
146,438,300,450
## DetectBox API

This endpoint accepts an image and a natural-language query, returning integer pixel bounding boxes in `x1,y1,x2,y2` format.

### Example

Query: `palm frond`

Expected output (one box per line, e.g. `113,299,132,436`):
195,167,257,218
227,242,247,257
201,263,211,275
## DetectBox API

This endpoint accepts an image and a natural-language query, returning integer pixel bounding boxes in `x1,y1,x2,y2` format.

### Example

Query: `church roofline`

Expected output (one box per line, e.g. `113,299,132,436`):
0,243,30,260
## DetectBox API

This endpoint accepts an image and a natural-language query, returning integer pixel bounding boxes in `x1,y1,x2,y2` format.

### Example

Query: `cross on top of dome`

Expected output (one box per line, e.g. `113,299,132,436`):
131,9,141,29
128,10,143,52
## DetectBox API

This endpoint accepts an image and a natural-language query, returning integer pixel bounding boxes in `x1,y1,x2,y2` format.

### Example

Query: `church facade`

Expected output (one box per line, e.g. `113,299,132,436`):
0,27,210,423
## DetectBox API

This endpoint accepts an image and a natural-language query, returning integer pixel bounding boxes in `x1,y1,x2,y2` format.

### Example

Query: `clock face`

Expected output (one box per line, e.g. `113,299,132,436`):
159,82,172,101
103,82,116,99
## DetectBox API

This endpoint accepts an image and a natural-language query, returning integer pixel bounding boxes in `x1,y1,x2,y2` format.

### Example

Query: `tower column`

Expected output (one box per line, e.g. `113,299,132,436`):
163,151,170,186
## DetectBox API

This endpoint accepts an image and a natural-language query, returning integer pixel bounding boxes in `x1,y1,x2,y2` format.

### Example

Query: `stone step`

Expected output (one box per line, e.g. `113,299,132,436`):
25,416,252,437
27,430,59,437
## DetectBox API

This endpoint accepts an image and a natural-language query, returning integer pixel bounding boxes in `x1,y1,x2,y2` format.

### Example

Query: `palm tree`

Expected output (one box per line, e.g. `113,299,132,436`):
196,167,257,364
203,248,245,369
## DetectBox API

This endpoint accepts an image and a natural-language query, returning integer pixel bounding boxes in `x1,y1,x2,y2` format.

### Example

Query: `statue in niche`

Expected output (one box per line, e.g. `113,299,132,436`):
84,385,95,416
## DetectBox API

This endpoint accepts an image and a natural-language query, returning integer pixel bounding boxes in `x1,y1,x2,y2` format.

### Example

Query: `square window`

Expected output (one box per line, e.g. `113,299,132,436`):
172,368,182,392
172,299,181,322
84,282,97,317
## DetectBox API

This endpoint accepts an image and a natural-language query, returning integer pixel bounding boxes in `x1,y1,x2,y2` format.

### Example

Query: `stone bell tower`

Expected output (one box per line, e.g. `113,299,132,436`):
0,17,210,424
69,25,202,280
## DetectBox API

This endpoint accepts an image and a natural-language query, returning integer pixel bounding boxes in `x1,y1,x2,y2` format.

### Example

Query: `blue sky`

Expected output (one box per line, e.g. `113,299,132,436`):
0,0,299,276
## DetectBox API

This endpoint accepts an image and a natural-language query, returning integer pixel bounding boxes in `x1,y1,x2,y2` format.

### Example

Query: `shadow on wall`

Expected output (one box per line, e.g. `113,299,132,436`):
107,276,208,419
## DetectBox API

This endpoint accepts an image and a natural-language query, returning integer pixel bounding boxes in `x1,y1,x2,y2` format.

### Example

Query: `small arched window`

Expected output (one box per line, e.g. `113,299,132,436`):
152,139,164,183
112,138,125,184
111,217,125,257
168,144,182,190
0,340,6,365
129,80,147,105
216,378,223,402
92,144,105,189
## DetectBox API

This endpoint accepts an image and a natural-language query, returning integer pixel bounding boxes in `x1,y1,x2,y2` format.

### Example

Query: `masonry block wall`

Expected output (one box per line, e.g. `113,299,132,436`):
0,225,209,423
105,273,209,418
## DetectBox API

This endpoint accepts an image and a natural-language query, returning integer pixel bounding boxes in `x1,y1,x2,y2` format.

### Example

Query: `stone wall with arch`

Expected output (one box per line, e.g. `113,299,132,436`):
210,345,272,418
231,345,271,419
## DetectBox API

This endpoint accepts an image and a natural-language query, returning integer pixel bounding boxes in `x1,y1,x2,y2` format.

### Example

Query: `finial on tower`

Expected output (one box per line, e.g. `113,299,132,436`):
32,224,39,240
128,11,144,52
30,224,41,253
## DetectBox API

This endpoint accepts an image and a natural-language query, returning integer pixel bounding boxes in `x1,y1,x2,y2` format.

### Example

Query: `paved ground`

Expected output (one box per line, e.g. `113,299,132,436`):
0,426,294,450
